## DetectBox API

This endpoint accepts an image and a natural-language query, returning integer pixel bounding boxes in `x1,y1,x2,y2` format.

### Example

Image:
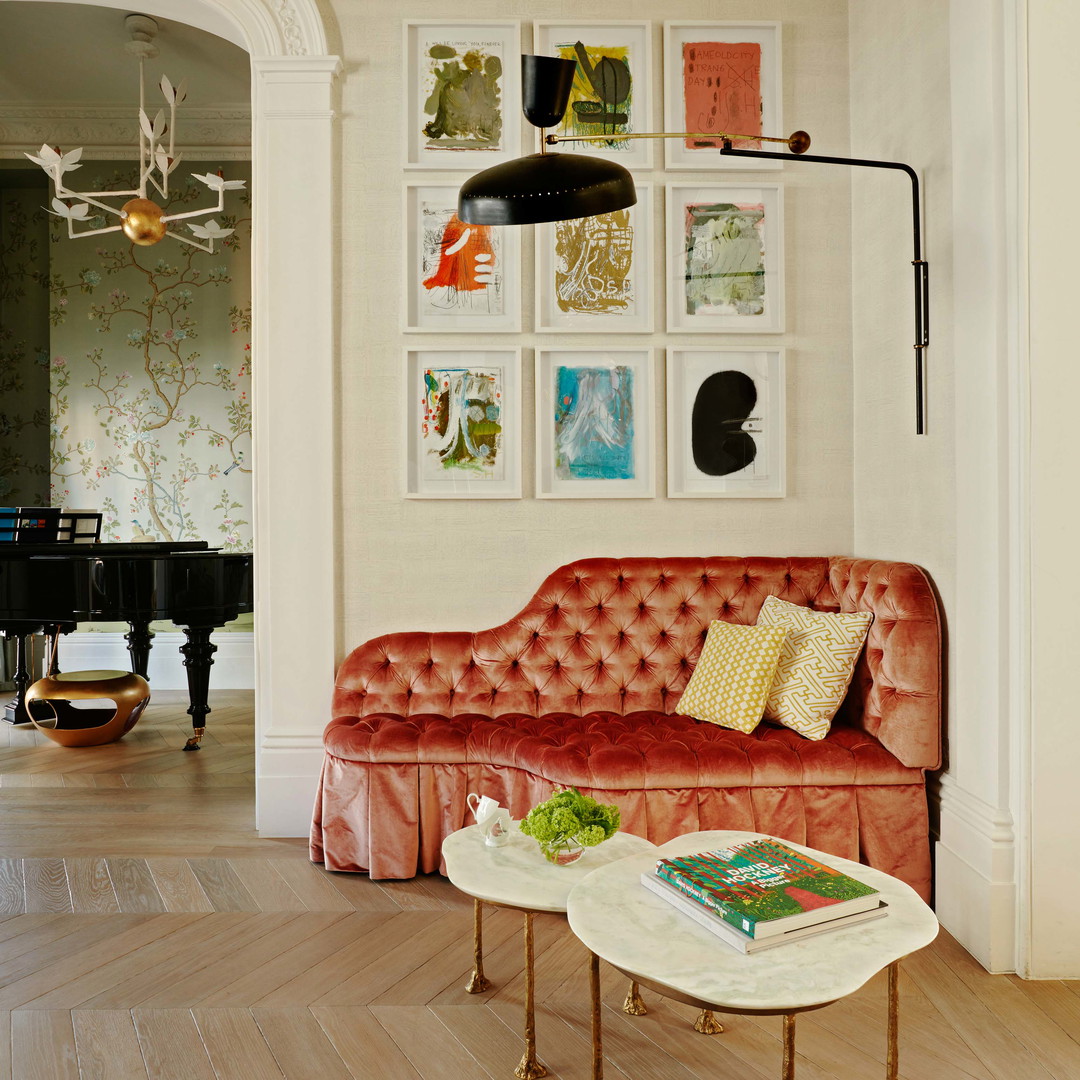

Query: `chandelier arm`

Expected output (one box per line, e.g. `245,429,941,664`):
52,184,139,218
162,191,226,225
166,230,213,254
166,98,177,195
64,221,123,240
139,59,147,182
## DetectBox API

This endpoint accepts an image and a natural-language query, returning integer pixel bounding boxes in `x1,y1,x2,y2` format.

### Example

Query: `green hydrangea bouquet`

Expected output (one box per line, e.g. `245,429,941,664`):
519,786,621,864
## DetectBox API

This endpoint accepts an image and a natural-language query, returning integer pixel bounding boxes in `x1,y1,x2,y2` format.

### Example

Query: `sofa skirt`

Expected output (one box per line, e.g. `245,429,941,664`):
310,755,932,902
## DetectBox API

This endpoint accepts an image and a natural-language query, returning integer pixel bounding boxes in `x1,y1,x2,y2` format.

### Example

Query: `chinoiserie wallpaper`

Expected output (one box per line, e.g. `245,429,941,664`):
46,161,252,553
0,175,51,507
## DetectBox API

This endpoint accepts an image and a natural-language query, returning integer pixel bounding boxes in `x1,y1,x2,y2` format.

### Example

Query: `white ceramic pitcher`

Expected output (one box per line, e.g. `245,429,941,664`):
467,792,511,847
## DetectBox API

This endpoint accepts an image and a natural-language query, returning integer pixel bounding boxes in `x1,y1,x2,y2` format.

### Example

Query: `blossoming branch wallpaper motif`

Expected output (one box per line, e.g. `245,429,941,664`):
47,161,252,552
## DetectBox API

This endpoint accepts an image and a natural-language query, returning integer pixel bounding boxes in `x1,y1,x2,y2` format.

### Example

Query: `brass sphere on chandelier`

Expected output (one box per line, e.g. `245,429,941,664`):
120,198,167,245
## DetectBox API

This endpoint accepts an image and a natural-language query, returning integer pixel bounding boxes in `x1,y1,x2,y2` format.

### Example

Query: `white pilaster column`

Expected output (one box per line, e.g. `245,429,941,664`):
935,0,1027,972
250,54,342,834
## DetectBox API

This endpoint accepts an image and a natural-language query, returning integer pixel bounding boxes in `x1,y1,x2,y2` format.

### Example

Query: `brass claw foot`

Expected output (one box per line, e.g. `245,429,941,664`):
623,981,647,1015
182,726,205,751
514,1054,548,1080
693,1009,724,1035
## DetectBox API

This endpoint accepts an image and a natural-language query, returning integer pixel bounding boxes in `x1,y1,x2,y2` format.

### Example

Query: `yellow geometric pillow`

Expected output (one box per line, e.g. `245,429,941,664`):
756,595,873,740
677,620,788,732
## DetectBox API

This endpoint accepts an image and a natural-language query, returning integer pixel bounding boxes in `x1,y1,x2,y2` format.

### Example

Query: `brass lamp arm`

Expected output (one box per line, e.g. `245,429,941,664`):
545,130,812,154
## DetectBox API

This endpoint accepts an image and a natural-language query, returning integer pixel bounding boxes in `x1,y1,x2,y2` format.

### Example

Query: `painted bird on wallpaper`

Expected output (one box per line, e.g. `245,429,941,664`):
130,520,155,542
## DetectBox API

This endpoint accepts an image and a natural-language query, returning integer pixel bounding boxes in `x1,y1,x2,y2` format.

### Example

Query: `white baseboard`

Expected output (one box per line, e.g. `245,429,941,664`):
256,744,324,837
935,775,1018,972
56,632,255,691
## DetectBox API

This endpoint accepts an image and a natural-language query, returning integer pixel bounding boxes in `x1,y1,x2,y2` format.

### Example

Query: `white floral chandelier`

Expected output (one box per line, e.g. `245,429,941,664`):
24,14,245,255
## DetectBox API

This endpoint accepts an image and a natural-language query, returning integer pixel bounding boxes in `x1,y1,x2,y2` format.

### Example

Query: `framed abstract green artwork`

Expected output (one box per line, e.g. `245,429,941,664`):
666,183,784,333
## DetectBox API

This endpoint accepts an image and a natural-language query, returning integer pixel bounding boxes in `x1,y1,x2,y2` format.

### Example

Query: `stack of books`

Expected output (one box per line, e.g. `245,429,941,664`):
641,838,888,953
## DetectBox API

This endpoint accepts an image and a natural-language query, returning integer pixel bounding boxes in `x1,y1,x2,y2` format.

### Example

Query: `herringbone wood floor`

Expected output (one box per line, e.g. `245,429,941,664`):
0,692,1075,1079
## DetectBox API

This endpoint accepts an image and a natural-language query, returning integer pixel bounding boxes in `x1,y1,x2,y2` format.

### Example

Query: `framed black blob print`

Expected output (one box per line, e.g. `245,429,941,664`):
667,348,785,497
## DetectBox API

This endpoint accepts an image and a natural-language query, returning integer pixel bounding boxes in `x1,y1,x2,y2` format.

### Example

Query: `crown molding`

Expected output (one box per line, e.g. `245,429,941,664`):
0,104,251,158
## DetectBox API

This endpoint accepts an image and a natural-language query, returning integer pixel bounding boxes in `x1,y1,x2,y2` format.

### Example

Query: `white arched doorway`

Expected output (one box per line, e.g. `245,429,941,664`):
3,0,341,834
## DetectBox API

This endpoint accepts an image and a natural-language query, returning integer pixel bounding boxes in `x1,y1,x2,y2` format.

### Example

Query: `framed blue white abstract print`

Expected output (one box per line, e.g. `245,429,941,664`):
535,348,655,498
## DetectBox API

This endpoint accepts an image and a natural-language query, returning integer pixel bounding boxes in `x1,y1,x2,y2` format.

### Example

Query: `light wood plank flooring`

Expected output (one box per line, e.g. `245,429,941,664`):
0,690,1073,1078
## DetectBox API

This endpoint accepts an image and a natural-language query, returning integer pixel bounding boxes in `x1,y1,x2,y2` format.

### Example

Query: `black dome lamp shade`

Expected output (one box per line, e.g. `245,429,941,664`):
458,55,637,226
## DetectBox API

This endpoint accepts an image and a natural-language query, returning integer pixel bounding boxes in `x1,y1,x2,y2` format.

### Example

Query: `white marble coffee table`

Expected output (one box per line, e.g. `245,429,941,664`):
566,830,939,1080
442,822,655,1079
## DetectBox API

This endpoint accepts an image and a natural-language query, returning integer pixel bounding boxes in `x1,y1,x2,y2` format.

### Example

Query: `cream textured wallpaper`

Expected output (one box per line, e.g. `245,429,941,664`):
332,0,855,648
848,2,955,587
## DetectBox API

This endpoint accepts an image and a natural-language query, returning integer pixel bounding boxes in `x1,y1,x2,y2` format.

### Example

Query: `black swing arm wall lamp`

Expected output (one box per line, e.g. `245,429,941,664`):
459,55,930,435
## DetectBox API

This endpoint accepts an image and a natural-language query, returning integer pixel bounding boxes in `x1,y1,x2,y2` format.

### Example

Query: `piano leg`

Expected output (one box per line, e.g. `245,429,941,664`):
124,621,155,679
2,632,34,725
179,626,217,750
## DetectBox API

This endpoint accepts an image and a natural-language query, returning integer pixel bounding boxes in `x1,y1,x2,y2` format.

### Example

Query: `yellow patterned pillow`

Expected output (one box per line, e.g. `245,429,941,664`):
677,621,788,732
756,595,873,740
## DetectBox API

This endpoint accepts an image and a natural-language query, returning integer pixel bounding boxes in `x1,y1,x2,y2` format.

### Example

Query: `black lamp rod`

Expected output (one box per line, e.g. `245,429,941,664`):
720,143,929,435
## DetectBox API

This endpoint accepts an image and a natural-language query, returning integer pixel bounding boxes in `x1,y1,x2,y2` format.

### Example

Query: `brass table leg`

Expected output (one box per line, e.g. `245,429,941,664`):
782,1013,796,1080
590,951,603,1080
515,912,547,1080
465,898,490,993
886,960,899,1080
694,1008,724,1034
622,980,647,1015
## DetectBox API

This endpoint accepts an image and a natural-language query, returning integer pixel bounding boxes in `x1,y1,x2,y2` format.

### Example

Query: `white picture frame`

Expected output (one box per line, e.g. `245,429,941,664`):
404,183,521,333
666,183,784,334
535,182,654,334
667,347,785,498
663,21,782,171
405,348,522,499
536,348,655,499
404,21,522,169
532,20,654,168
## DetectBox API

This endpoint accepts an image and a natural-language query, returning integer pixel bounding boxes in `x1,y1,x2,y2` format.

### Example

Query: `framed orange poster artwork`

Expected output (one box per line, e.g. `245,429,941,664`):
663,22,782,171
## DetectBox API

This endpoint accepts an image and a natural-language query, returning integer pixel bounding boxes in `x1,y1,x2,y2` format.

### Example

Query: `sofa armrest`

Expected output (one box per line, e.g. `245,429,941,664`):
829,558,942,771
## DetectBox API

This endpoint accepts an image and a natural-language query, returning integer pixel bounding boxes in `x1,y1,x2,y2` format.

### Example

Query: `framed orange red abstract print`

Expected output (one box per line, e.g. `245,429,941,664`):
663,22,782,171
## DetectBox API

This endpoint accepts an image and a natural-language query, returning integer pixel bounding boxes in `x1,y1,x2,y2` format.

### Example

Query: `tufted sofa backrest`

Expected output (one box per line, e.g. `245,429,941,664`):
333,556,941,770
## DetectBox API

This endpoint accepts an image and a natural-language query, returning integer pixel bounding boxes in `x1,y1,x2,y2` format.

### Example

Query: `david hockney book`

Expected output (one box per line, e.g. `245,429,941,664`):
654,838,880,940
640,872,888,953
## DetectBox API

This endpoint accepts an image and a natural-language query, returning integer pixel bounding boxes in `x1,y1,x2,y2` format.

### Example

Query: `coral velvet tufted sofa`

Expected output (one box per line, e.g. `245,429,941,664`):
311,557,941,901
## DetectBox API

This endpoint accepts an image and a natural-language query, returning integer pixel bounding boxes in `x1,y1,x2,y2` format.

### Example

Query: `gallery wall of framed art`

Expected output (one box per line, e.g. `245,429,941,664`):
397,17,809,503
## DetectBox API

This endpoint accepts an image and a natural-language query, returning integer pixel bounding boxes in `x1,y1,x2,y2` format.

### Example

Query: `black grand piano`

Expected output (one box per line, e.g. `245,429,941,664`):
0,541,253,749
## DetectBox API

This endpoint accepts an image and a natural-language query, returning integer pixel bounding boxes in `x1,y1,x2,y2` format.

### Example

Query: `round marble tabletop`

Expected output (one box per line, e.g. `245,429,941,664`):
442,822,655,913
566,830,939,1013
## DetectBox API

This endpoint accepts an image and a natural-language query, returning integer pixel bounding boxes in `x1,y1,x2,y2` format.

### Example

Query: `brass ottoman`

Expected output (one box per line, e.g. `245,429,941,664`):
25,669,150,747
